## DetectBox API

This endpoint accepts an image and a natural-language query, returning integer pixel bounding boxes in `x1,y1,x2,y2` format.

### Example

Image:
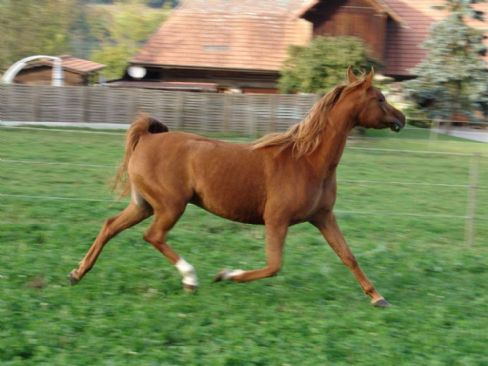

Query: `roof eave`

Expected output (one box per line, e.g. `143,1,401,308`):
128,61,280,74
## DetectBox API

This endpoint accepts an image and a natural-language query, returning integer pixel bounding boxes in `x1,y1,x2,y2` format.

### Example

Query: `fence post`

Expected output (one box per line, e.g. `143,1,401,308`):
222,94,231,133
430,118,439,143
82,87,89,123
175,92,184,130
33,87,41,122
465,153,480,246
129,88,137,123
269,95,277,133
247,95,257,137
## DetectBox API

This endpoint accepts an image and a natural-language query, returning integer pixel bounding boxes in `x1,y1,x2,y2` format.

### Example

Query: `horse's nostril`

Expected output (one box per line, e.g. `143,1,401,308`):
390,120,403,132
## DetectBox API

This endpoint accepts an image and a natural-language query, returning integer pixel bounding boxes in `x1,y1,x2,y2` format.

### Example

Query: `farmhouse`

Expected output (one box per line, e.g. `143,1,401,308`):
12,55,105,86
298,0,488,79
119,0,488,92
114,0,310,93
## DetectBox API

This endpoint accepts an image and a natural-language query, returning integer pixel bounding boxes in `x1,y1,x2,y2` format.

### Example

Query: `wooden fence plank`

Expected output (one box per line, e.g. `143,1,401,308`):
0,85,317,134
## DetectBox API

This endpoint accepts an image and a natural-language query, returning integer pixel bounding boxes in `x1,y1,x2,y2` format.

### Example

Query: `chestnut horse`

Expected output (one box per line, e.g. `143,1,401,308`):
69,69,405,307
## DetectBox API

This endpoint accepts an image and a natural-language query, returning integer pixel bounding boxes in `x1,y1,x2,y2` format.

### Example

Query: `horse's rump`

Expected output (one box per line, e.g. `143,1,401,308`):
114,113,169,196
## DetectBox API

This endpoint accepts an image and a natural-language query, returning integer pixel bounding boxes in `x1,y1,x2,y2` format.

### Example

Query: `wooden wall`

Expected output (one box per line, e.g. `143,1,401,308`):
14,66,89,86
307,0,388,60
134,67,281,93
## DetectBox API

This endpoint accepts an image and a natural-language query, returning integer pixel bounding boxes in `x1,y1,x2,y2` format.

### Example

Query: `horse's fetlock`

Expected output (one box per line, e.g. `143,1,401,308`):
176,258,198,287
364,285,376,296
267,266,281,277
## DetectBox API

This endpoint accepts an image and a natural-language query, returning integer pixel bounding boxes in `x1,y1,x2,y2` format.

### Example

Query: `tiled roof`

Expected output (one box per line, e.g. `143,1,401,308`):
178,0,306,13
131,0,310,72
59,55,105,74
20,55,105,74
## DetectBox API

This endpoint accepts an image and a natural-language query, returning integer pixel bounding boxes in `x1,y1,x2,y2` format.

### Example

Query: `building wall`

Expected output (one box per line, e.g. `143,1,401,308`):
14,66,88,86
308,0,387,61
131,67,280,93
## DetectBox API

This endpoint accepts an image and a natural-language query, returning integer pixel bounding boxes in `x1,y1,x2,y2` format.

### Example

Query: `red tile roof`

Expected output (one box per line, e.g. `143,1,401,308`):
178,0,305,13
22,55,105,74
58,55,105,74
131,0,310,72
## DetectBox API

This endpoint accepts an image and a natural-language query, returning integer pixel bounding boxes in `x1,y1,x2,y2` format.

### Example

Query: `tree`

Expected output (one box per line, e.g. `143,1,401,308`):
89,0,169,79
405,0,487,122
278,36,377,94
0,0,78,72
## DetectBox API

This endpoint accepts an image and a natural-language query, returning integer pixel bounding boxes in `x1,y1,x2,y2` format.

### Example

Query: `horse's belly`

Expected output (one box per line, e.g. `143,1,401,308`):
191,189,265,224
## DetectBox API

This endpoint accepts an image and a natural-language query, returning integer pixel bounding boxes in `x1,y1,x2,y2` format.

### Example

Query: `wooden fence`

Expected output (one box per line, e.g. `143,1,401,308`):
0,85,318,134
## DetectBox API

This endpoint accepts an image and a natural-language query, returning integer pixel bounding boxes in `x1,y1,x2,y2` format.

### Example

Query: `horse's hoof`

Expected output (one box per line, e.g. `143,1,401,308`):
213,269,231,282
372,298,390,308
69,270,80,286
183,283,197,293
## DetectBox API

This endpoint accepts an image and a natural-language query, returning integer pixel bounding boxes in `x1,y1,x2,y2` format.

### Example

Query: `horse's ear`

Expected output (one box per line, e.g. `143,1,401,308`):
363,67,374,87
346,66,358,83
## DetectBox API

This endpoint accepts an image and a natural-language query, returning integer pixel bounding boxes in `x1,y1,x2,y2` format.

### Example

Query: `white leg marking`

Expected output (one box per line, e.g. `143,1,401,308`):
221,269,245,280
175,258,198,287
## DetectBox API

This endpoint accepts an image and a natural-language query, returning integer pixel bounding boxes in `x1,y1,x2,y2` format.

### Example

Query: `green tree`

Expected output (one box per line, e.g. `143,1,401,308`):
278,36,377,94
0,0,78,72
405,0,487,121
89,0,169,79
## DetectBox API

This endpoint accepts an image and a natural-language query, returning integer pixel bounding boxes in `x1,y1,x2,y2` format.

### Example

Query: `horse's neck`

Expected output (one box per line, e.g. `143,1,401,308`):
309,114,353,177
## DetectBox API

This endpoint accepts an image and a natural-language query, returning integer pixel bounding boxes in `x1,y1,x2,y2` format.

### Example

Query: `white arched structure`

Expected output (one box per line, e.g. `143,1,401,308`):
1,55,63,86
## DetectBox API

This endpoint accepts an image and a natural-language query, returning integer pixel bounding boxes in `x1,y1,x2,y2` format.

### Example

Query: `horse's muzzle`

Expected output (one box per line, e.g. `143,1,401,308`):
390,120,404,133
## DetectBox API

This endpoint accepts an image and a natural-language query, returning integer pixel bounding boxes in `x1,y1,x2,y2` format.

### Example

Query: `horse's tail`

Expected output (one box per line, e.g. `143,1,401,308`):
113,113,169,197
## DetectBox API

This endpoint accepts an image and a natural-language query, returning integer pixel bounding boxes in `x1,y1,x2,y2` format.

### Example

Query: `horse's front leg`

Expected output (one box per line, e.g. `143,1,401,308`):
311,211,389,307
214,223,288,282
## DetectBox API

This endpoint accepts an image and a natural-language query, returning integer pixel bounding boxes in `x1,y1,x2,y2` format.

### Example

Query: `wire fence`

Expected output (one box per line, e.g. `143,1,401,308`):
0,125,486,246
0,85,488,245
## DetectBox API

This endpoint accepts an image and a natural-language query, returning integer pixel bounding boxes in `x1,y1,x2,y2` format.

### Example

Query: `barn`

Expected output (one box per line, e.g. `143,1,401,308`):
298,0,488,79
115,0,311,93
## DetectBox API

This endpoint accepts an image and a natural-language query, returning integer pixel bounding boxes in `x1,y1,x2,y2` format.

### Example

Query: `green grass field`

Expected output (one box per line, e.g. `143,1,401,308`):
1,126,487,365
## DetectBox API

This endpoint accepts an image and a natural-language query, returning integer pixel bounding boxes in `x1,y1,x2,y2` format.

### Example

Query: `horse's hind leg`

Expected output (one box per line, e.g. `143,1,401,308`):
143,206,198,292
69,202,152,285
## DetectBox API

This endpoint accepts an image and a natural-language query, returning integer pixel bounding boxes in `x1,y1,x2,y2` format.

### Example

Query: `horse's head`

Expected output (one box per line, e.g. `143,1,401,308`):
346,68,406,132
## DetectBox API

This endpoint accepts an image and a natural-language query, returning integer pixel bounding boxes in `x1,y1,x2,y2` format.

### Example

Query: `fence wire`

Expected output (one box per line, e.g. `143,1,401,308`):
1,120,486,244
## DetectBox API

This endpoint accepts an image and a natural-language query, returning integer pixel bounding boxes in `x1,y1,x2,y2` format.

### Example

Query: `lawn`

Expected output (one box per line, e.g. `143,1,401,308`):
0,125,487,365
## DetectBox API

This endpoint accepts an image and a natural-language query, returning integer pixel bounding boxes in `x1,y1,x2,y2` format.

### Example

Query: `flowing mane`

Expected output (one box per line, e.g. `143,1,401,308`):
252,83,357,158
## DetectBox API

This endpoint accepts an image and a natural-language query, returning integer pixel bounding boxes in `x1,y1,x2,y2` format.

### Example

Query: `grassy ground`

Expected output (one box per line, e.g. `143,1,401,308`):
0,126,487,365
